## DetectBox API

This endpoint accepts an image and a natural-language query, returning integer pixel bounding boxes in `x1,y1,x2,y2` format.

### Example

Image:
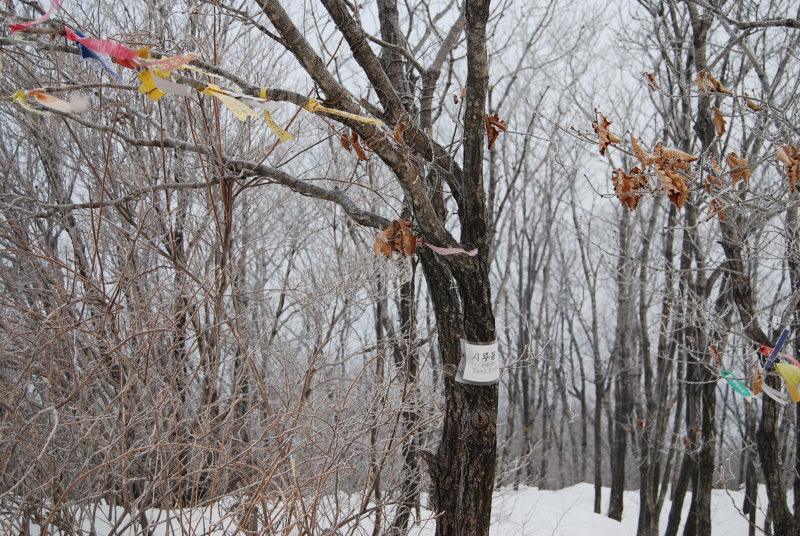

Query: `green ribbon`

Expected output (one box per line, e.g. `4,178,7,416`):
719,369,754,399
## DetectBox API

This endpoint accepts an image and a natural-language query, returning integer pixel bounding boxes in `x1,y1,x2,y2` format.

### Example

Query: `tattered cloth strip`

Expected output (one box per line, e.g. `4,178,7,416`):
200,84,260,121
10,0,63,33
73,30,120,80
783,378,800,403
305,97,383,126
149,72,193,98
763,328,789,369
761,382,789,405
417,237,478,256
140,53,199,72
718,369,755,401
137,70,166,101
27,89,88,113
10,89,47,114
776,363,800,402
63,26,140,63
775,363,800,383
248,88,294,142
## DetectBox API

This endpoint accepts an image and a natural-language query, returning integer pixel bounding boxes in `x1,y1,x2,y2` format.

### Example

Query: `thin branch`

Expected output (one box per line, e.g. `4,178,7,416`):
686,0,800,30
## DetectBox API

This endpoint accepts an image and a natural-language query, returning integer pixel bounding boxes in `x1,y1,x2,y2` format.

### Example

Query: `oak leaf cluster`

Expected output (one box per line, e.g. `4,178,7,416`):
595,70,785,216
485,113,507,150
611,135,696,211
695,69,731,94
374,219,417,258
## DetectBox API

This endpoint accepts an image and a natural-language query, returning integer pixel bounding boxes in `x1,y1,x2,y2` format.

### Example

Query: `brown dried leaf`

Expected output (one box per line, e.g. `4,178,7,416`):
401,224,417,256
350,130,368,161
683,436,691,447
712,106,726,137
643,72,659,91
776,145,792,165
711,158,723,175
485,113,508,150
710,345,721,367
744,93,762,112
753,365,762,396
695,69,731,95
630,133,655,166
612,167,648,211
373,235,393,257
592,111,621,156
341,132,352,152
393,121,406,144
655,163,689,210
726,152,750,185
655,141,699,162
707,199,725,221
777,145,800,194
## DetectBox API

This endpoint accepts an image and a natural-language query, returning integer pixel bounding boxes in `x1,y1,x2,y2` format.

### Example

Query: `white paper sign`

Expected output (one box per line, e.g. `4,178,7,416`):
456,339,500,385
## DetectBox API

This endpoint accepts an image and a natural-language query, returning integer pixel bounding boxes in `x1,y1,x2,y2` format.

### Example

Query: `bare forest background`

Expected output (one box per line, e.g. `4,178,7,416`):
1,0,800,535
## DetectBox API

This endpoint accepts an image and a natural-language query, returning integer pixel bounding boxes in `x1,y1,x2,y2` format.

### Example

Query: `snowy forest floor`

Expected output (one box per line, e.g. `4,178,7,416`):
5,483,765,535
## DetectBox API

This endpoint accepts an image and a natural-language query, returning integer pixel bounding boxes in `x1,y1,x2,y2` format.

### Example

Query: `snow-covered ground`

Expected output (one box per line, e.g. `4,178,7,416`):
4,483,765,535
484,483,761,535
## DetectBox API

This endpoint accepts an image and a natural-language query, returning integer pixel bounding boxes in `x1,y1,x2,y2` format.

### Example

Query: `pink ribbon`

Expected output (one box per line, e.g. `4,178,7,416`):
417,237,478,256
9,0,63,33
139,53,199,72
64,26,141,63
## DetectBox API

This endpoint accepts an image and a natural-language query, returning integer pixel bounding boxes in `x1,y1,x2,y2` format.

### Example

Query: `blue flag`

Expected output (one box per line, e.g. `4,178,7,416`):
765,328,790,369
74,30,121,80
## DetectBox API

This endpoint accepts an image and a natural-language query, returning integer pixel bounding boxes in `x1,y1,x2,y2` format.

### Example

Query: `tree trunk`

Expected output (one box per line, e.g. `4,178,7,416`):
391,274,421,534
608,208,634,521
421,249,498,536
637,205,678,536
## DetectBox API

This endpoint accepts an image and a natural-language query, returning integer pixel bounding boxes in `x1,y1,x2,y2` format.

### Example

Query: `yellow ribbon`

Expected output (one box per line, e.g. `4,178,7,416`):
137,70,166,101
776,363,800,384
304,97,382,126
10,90,48,115
785,378,800,403
200,84,260,121
776,363,800,402
259,87,294,143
